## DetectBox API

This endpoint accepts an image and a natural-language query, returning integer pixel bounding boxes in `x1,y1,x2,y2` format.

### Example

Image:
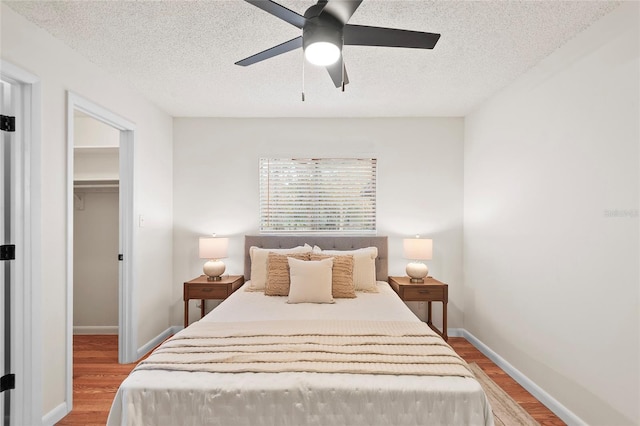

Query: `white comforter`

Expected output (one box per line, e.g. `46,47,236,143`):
108,282,493,426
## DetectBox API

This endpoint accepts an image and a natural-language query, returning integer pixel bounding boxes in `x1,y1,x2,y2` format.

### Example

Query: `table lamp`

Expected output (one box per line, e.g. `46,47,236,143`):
199,236,228,281
403,237,433,283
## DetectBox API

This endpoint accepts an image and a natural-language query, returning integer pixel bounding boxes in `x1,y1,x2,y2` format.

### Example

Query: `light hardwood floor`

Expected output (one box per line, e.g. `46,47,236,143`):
57,335,565,425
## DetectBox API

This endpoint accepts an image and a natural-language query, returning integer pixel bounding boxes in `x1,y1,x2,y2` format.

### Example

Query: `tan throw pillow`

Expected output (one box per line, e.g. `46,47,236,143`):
287,257,334,304
265,252,310,296
310,253,355,298
247,244,312,291
313,246,378,292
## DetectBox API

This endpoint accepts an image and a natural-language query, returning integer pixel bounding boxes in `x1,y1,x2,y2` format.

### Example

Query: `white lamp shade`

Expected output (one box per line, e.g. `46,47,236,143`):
403,238,433,260
199,237,228,260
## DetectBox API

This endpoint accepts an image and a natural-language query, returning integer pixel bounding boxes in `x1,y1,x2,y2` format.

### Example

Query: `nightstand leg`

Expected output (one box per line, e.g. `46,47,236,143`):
200,299,205,319
427,301,433,326
443,301,448,341
184,300,189,328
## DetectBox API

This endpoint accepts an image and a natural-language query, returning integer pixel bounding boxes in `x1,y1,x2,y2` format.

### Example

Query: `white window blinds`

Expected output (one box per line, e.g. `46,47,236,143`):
259,158,377,234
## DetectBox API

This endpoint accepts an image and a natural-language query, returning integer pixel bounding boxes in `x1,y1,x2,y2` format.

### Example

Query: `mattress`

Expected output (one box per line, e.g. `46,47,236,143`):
108,282,493,426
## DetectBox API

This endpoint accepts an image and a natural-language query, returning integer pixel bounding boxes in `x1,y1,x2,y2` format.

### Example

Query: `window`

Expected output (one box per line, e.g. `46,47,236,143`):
259,158,377,234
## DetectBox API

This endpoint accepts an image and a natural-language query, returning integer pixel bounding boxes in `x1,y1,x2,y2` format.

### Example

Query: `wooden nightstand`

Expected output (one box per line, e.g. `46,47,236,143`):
183,275,244,327
389,276,448,341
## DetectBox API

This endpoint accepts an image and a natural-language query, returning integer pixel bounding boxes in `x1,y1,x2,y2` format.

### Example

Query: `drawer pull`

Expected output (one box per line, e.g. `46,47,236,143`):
201,288,213,292
418,290,430,294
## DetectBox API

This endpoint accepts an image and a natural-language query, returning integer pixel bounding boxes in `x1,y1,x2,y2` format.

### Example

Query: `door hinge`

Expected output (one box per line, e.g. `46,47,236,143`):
0,374,15,392
1,244,15,261
118,254,123,261
0,115,16,132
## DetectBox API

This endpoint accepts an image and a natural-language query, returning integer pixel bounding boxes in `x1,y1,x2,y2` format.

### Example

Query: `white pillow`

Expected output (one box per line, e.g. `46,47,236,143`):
287,257,334,304
248,244,312,291
313,246,378,292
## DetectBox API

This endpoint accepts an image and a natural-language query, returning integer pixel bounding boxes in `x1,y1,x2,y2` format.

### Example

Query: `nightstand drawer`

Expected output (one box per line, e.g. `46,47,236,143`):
187,286,228,299
402,286,445,301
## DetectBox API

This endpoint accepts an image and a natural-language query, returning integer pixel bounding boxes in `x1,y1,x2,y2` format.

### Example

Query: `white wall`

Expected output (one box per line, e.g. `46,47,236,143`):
73,190,119,330
1,4,174,418
464,3,639,425
173,118,464,326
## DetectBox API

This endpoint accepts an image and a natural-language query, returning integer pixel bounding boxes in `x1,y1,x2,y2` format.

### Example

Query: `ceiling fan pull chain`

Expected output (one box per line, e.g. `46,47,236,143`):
341,52,345,92
301,55,306,102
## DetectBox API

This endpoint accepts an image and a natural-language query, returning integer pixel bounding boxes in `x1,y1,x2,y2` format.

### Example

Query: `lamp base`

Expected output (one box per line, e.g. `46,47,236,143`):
406,262,428,283
203,259,225,281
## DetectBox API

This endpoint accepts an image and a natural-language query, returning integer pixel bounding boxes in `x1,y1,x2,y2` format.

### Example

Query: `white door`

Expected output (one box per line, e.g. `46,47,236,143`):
0,78,15,426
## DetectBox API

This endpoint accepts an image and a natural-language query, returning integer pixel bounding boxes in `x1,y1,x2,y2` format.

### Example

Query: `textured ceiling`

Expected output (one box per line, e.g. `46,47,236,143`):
6,0,620,117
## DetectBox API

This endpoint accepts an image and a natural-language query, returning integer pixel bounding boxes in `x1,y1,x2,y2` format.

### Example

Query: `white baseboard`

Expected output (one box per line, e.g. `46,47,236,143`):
73,325,118,335
447,327,465,338
42,401,68,426
461,329,586,426
136,326,182,359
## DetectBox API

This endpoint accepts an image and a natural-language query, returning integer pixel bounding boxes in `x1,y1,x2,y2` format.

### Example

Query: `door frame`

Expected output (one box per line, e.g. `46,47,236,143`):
0,60,42,426
65,93,137,407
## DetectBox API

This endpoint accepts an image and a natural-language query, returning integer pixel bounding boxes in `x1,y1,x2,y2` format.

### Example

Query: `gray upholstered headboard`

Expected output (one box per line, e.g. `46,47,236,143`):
244,235,388,281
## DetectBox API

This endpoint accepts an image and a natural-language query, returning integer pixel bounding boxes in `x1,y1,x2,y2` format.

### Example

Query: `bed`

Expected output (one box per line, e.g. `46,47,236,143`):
108,236,493,426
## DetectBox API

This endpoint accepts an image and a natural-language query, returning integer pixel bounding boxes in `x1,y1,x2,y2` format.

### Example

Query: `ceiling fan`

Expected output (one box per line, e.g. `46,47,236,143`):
235,0,441,90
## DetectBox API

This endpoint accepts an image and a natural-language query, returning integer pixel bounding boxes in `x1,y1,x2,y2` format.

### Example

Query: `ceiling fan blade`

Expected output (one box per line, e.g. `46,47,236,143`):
320,0,363,25
235,37,303,66
326,57,349,88
245,0,306,29
344,24,441,49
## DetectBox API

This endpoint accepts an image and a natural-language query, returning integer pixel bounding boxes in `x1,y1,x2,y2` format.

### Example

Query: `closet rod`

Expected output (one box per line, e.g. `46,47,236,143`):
74,179,119,189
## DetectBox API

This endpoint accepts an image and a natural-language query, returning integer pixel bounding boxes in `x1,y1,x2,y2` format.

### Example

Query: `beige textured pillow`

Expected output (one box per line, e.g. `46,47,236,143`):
313,246,378,292
287,257,334,304
265,252,310,296
310,253,355,298
247,244,312,291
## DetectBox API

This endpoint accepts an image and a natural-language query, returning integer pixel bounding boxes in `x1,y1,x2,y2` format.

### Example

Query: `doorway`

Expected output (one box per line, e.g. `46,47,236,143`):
73,113,120,336
65,93,137,420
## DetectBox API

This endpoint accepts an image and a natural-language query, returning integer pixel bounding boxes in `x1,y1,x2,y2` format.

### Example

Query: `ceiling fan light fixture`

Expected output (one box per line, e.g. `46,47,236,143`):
304,41,340,66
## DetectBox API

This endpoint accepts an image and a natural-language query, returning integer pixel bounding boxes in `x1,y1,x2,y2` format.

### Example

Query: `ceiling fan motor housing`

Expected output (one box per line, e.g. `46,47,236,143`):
302,14,344,53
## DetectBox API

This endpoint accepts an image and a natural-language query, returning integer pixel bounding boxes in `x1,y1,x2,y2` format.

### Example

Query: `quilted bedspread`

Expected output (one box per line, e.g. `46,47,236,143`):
135,320,474,378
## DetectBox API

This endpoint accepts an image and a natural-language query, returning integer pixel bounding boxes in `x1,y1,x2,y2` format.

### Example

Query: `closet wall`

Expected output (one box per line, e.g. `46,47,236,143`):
73,114,120,333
